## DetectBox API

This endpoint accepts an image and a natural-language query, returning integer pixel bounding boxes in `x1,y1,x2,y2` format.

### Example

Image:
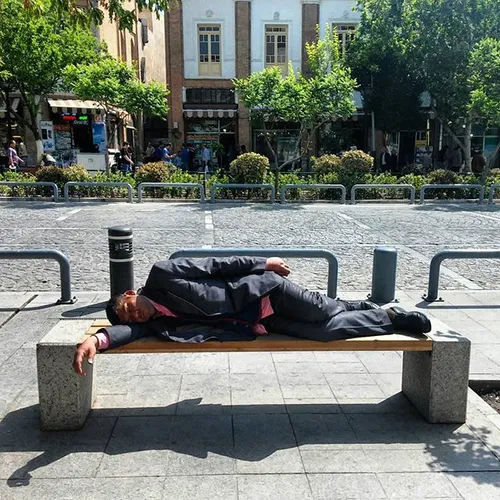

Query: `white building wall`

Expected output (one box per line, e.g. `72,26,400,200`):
319,0,360,35
250,0,303,74
182,0,236,79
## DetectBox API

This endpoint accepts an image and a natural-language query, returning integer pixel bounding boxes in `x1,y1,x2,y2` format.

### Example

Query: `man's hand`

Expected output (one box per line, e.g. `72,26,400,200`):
265,257,291,277
73,336,98,376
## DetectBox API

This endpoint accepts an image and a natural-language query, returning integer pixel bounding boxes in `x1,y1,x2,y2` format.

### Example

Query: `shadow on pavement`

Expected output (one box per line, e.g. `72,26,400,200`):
2,397,500,487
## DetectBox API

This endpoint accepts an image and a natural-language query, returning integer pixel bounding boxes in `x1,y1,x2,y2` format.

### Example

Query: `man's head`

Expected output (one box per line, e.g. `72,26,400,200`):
106,290,156,325
123,141,129,148
9,140,15,148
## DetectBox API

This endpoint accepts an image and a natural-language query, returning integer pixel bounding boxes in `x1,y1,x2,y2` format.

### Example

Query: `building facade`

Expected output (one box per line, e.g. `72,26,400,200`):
165,0,363,164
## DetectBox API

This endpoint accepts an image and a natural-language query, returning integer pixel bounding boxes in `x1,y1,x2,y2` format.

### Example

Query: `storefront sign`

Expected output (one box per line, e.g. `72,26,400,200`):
40,120,55,152
92,121,107,154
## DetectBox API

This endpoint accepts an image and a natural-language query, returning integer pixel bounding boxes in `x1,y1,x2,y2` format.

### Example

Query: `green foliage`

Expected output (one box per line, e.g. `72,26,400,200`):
427,169,460,185
64,58,169,126
18,0,172,32
134,162,175,184
35,165,90,189
311,155,341,176
229,153,270,184
340,150,374,173
400,163,433,176
469,38,500,125
0,1,101,139
234,29,357,169
398,174,427,192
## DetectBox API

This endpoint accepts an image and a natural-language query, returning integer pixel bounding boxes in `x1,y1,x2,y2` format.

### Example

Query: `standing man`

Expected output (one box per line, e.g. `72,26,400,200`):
202,144,211,173
73,256,431,374
120,141,134,174
162,142,176,163
6,140,23,171
17,139,28,165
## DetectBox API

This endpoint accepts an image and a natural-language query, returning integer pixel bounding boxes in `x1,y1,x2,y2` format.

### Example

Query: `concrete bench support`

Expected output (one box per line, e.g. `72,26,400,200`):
37,320,95,430
402,319,471,423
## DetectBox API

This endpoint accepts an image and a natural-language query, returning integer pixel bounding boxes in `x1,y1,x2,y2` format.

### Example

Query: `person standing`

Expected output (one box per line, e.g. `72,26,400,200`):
7,140,23,171
162,142,176,163
17,140,28,165
120,141,134,174
201,144,211,173
471,150,486,175
450,146,463,173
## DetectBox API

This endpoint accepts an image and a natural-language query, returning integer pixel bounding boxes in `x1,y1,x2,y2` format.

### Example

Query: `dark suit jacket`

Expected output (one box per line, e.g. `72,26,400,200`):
102,256,283,349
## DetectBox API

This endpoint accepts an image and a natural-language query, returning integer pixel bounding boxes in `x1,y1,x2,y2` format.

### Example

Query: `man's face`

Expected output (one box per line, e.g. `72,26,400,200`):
116,292,155,323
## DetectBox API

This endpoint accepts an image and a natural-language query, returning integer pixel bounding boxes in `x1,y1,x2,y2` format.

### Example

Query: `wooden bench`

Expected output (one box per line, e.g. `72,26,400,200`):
37,318,470,430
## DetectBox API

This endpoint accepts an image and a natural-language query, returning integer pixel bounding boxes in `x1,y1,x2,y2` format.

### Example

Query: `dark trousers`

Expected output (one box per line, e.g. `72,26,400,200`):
263,280,393,341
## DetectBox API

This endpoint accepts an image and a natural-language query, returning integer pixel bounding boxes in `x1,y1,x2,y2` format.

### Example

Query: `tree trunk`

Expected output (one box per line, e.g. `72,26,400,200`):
462,120,472,174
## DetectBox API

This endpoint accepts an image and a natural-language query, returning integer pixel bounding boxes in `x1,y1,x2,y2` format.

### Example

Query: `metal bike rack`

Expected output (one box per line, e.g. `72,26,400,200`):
351,184,416,204
424,248,500,302
0,249,76,303
0,181,59,202
489,184,500,204
420,184,485,204
280,184,347,204
210,183,276,203
63,182,134,203
137,182,205,203
169,247,339,298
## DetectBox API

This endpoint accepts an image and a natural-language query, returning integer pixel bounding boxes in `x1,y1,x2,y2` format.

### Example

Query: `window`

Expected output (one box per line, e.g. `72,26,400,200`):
198,24,221,76
265,25,288,74
185,88,235,105
334,24,357,57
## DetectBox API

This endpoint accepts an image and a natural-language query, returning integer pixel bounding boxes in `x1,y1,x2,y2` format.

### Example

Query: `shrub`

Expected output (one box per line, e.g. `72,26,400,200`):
0,171,38,197
311,154,341,176
398,174,427,192
340,150,374,173
35,165,90,189
427,169,459,185
359,173,400,199
400,163,433,176
135,162,175,184
229,152,269,183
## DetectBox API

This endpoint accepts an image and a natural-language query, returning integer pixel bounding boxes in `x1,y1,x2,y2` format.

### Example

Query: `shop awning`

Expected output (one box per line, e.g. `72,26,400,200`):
0,98,20,118
184,109,238,119
47,98,102,114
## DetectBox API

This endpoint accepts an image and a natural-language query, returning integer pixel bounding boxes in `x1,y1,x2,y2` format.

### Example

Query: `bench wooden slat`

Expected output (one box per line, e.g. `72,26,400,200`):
83,320,432,353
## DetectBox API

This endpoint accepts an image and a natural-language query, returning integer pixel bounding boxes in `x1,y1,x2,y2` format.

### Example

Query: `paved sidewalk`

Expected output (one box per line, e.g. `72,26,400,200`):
1,290,500,499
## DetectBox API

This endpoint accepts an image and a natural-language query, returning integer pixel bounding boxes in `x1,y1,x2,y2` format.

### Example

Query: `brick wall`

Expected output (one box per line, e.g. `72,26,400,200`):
235,0,251,149
165,3,185,148
302,2,320,75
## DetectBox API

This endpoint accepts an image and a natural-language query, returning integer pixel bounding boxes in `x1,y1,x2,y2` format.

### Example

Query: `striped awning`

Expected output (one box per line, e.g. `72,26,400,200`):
47,98,102,114
184,109,237,119
0,98,20,118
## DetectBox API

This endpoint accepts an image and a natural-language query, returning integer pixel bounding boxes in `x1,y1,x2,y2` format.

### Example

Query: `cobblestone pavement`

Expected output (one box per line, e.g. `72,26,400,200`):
0,201,499,294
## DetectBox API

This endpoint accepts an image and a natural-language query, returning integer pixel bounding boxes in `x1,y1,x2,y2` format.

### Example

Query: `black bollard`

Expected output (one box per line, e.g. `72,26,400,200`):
108,226,134,297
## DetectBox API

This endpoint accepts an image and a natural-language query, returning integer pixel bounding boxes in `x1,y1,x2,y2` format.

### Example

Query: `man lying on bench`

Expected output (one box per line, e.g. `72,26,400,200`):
73,256,431,375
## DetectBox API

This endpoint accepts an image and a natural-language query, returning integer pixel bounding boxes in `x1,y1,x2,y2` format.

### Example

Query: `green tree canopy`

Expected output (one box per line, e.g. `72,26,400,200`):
234,26,357,170
22,0,171,31
0,0,101,155
63,58,169,145
353,0,500,170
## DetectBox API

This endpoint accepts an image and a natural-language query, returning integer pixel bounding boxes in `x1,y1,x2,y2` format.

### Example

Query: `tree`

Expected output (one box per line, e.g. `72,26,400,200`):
0,0,101,159
348,2,425,139
354,0,500,172
234,26,357,172
63,58,169,147
20,0,171,31
469,37,500,172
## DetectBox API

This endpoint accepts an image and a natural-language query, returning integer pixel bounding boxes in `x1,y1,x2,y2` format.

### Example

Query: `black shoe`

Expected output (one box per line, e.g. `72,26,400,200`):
389,306,432,334
338,299,381,311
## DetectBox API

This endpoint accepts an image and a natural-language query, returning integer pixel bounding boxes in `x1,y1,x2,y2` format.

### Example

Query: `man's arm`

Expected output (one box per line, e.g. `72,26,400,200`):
150,256,291,282
73,322,152,376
